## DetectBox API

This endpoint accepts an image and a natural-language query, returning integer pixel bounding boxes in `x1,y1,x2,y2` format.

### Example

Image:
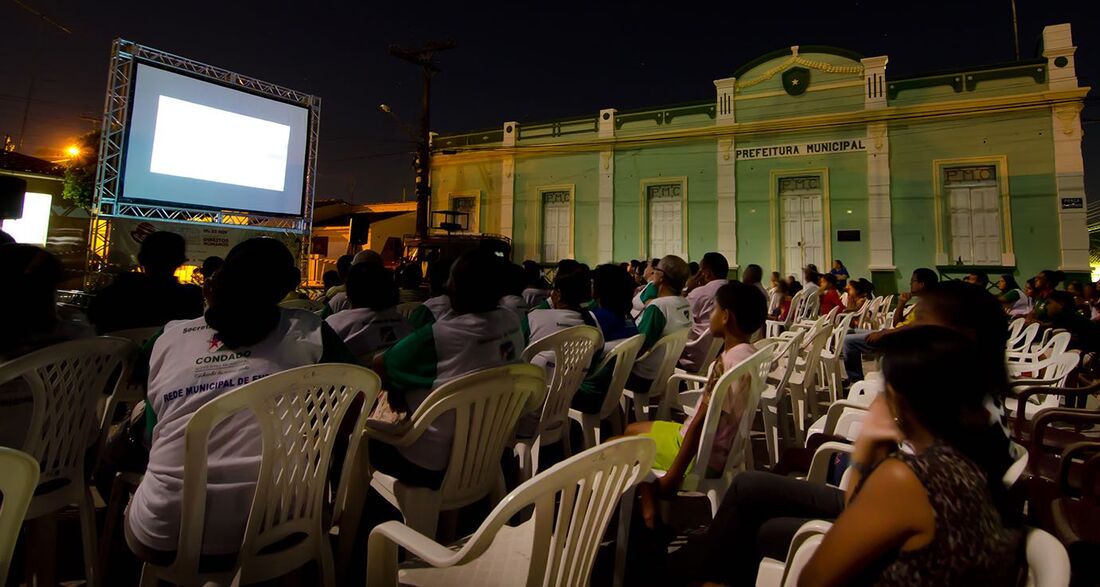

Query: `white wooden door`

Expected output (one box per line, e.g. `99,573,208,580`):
542,200,571,262
801,195,824,271
780,192,824,278
649,198,682,259
948,185,1001,265
781,196,804,277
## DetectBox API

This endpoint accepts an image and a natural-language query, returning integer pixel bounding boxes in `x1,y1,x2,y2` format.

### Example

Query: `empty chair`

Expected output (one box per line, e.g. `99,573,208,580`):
785,324,833,429
0,337,135,587
1024,527,1072,587
621,328,690,421
766,289,806,338
1009,331,1071,365
0,448,39,587
1008,322,1041,354
515,326,602,480
755,520,833,587
755,332,805,466
1007,351,1080,420
568,334,646,450
818,312,855,404
365,364,547,540
130,364,379,587
367,437,655,587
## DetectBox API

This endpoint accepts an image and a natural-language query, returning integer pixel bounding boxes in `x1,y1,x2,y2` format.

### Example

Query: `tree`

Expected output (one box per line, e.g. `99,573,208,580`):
62,130,99,210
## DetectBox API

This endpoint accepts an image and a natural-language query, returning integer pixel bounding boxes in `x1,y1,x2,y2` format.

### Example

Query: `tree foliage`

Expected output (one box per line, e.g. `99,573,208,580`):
62,130,100,210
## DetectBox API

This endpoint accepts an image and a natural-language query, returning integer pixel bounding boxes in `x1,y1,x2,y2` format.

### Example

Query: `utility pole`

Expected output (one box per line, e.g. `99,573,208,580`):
1010,0,1020,61
389,41,456,237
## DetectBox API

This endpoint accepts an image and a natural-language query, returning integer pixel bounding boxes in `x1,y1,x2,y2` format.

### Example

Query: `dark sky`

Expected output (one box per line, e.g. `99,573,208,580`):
2,0,1096,205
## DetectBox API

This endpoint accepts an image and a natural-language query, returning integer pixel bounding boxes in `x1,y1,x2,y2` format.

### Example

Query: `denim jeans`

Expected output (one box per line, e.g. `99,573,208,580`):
842,328,876,382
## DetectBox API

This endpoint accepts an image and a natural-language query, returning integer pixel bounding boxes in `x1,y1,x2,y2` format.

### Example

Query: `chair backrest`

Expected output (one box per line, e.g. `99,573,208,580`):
1024,527,1071,587
0,448,39,587
395,302,421,319
278,298,315,311
825,312,855,357
851,299,871,329
766,332,805,403
442,437,655,587
640,328,691,396
1007,318,1025,345
1008,322,1041,353
845,379,882,406
782,533,825,587
689,342,778,487
173,364,380,581
105,326,162,348
1003,441,1029,489
784,289,807,328
694,336,726,377
521,326,603,443
822,306,839,325
410,364,547,507
796,324,832,393
800,291,821,321
0,338,133,498
590,334,646,420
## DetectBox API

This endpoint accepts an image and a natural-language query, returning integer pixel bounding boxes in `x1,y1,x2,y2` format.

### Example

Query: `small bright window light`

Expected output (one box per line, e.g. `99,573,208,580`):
1,192,53,245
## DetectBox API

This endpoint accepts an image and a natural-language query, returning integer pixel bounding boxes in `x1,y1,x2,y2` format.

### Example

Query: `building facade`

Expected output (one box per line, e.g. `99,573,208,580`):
429,24,1089,292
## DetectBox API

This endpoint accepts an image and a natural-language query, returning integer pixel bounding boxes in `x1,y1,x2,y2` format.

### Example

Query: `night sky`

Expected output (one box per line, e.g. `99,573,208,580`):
2,1,1096,205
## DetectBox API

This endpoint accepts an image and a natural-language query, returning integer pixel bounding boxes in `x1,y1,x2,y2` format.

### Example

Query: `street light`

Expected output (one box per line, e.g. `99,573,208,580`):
65,145,80,157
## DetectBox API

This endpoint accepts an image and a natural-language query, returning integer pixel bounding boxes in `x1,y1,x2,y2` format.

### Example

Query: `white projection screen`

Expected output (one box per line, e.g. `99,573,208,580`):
121,63,309,216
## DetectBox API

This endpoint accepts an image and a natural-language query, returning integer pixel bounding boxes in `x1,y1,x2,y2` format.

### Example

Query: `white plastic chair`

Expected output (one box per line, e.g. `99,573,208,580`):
1024,527,1071,587
651,342,778,516
766,289,806,338
133,364,380,587
515,326,603,480
805,441,855,487
365,364,547,540
679,334,724,377
367,437,655,587
756,520,833,587
568,334,646,450
396,301,422,319
1009,331,1071,365
805,378,882,439
785,324,833,430
756,332,806,467
0,337,134,587
1008,322,1041,354
1004,441,1030,489
622,328,690,421
819,312,856,404
799,290,821,321
1007,351,1080,419
0,448,39,587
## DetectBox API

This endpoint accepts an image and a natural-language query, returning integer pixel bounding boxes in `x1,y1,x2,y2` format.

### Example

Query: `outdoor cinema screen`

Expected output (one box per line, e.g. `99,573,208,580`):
121,63,309,216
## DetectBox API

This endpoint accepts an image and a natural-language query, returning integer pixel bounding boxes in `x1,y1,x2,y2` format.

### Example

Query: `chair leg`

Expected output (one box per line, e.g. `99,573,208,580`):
761,405,778,467
560,428,572,460
98,474,132,578
632,393,649,422
366,532,399,587
336,437,371,582
514,441,534,483
80,487,100,587
318,541,336,587
579,414,597,450
613,485,636,587
138,564,158,587
396,487,441,539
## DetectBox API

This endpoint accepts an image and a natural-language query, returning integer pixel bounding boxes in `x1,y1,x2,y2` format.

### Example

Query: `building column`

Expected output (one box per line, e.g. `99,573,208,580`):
861,56,897,292
1044,24,1089,272
598,109,616,263
714,77,737,270
500,121,517,241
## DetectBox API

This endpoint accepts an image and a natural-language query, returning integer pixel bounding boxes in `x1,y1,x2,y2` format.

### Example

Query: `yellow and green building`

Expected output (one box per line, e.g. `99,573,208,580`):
429,23,1090,292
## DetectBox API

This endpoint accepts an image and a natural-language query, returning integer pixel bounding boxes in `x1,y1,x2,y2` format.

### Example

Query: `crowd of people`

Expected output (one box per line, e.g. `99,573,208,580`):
1,228,1093,585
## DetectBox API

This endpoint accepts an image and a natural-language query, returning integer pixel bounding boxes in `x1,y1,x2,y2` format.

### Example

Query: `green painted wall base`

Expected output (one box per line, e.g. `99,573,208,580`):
871,270,899,296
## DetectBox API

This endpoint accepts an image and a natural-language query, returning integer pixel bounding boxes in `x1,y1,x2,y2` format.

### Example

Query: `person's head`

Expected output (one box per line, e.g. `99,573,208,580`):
551,269,591,310
522,260,545,289
910,268,939,295
502,262,525,297
1067,280,1084,299
643,258,660,282
205,238,300,349
832,259,845,271
592,264,635,318
788,279,803,295
689,261,700,277
346,263,399,311
0,244,62,355
1046,290,1076,317
847,278,873,299
774,279,790,296
743,263,763,286
448,249,503,314
770,271,781,286
819,273,837,290
199,256,224,280
335,255,353,281
399,263,423,290
137,231,187,277
428,257,455,297
351,249,383,268
997,274,1020,292
709,281,767,340
0,229,14,245
1035,269,1064,292
699,252,730,282
654,255,690,295
1086,283,1097,301
803,265,819,285
322,270,341,291
966,271,989,287
557,258,581,277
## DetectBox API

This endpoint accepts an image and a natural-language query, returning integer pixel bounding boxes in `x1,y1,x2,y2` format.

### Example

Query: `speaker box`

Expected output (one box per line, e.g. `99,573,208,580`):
0,176,27,220
349,214,371,245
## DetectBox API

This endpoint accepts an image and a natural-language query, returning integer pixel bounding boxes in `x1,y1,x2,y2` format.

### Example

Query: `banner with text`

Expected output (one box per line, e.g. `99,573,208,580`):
107,217,301,270
735,138,867,161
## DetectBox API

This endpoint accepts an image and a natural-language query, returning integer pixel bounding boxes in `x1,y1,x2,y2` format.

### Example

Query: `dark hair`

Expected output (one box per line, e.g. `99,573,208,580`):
322,270,341,291
968,271,989,286
502,262,526,296
200,256,224,279
879,326,1014,522
1038,270,1065,289
851,278,874,297
428,258,454,297
1066,280,1083,296
917,281,1009,402
788,279,803,295
999,274,1020,291
701,252,730,280
553,269,591,309
523,260,547,289
912,267,939,288
804,267,820,284
1025,278,1036,290
714,280,767,335
592,264,634,318
346,263,399,311
820,273,837,286
399,263,423,290
205,238,300,349
557,258,581,276
650,258,660,269
0,244,62,356
1047,290,1076,310
743,263,763,285
336,254,354,279
834,259,845,268
448,249,503,314
774,279,790,295
689,261,700,276
138,231,187,275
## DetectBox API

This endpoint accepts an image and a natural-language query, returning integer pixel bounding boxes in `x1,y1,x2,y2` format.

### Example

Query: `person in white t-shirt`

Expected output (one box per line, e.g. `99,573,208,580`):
327,249,384,314
126,238,356,558
499,262,532,342
680,252,729,372
526,269,599,372
325,263,412,362
624,280,766,528
521,260,551,308
629,255,693,391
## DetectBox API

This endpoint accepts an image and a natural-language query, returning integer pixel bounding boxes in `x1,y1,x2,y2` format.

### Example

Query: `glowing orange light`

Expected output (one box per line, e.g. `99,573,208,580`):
65,145,81,157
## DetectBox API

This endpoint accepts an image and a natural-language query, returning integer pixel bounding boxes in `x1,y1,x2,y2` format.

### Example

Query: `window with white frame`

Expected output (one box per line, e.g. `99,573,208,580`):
449,195,477,232
944,165,1002,265
541,189,571,262
647,182,684,259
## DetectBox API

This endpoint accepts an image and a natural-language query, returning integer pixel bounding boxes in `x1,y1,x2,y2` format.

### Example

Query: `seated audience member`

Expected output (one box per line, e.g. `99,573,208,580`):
842,268,937,383
818,273,843,315
397,263,426,304
327,249,384,314
572,264,640,414
1084,282,1100,320
126,238,355,558
626,281,766,528
1045,290,1100,352
88,231,204,334
632,258,661,316
372,249,524,488
1028,269,1063,323
499,261,531,340
692,282,1017,586
325,254,354,300
967,271,990,289
997,274,1030,317
801,265,821,298
198,255,224,286
629,255,692,391
407,258,455,329
769,271,782,291
325,263,412,360
0,245,94,447
801,327,1020,586
527,269,597,344
321,269,342,295
680,252,729,372
830,259,850,289
521,260,550,307
769,280,791,319
844,278,873,313
688,261,700,278
742,263,768,302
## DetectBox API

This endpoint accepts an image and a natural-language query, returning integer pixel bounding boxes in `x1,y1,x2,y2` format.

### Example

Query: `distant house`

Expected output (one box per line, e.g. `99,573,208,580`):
307,199,416,282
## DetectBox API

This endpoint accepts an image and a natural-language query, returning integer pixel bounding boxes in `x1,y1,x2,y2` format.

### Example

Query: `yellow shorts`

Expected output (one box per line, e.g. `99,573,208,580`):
643,420,684,471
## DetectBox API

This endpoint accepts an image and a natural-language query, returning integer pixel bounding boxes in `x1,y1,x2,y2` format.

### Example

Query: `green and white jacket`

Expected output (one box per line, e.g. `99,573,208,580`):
633,295,692,380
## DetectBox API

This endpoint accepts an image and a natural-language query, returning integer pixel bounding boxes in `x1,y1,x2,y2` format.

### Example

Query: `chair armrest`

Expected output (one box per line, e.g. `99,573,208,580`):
363,420,422,447
1015,385,1100,443
806,441,853,486
1058,441,1100,496
819,401,869,438
1029,407,1100,455
368,521,463,567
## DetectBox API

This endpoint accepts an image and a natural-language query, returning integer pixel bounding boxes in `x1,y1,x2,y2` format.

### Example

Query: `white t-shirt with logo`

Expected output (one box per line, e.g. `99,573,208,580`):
633,296,692,380
127,309,325,554
325,307,411,358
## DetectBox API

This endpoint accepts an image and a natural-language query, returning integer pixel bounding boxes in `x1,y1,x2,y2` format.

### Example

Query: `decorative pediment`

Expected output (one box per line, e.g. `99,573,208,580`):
735,46,864,91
